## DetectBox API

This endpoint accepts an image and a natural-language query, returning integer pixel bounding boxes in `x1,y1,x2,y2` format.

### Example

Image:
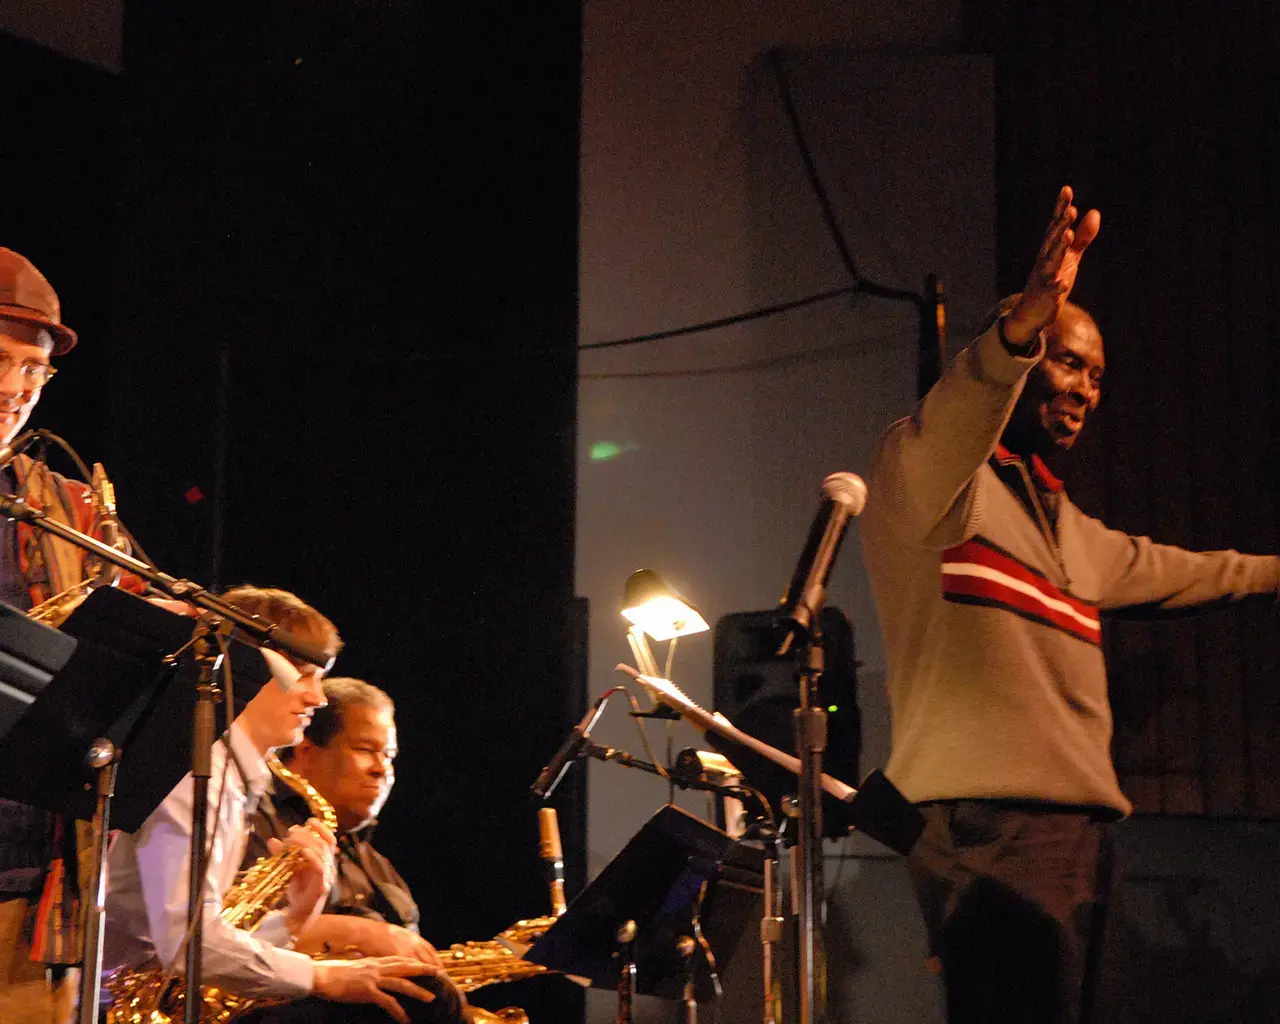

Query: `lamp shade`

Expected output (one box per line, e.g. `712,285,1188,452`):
621,569,709,642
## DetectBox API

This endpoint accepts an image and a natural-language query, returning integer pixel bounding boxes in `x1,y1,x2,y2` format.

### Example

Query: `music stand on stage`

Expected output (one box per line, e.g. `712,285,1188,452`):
0,587,272,1023
525,803,762,1023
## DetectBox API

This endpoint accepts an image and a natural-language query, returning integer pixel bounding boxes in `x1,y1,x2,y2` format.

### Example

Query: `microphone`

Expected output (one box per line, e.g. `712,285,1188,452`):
0,430,37,474
86,462,130,587
776,471,867,654
531,694,610,799
537,807,568,916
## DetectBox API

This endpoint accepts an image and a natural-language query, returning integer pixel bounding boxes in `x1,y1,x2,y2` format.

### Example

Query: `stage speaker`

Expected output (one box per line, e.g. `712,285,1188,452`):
711,607,861,837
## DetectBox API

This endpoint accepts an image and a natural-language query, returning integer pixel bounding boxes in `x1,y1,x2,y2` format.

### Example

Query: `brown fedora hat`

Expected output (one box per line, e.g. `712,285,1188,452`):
0,248,77,355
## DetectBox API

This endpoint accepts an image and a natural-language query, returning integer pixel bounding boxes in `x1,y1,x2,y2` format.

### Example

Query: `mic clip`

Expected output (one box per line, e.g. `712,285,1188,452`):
629,704,682,722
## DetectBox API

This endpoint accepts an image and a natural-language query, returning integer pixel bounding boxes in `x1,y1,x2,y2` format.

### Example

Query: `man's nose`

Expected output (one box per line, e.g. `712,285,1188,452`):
1070,372,1101,408
299,673,327,706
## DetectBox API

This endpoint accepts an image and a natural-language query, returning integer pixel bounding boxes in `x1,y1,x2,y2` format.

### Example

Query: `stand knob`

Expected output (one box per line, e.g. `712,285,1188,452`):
85,738,115,770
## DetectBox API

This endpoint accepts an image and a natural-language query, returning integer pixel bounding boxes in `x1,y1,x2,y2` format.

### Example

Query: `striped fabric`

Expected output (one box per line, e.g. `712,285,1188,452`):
8,456,92,965
942,536,1101,646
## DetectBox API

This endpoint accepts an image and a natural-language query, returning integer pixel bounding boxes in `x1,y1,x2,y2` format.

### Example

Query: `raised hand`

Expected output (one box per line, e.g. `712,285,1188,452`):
1004,186,1101,345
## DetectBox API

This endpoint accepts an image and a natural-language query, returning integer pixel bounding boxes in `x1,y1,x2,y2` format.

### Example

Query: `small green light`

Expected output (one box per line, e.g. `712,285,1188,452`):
827,704,839,713
589,440,640,463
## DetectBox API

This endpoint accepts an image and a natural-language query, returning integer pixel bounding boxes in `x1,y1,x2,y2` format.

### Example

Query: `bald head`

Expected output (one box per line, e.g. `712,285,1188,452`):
1004,302,1105,459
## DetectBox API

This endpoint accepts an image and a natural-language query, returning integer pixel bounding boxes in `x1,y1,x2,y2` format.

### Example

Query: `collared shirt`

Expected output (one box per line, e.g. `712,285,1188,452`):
243,779,419,933
103,723,315,1000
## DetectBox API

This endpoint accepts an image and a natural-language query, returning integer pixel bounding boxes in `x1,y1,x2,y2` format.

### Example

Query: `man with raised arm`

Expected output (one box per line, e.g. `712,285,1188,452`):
861,188,1280,1023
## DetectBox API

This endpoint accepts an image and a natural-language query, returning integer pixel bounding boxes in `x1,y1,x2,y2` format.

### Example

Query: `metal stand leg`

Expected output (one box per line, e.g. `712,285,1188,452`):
183,635,223,1024
615,919,637,1024
793,639,827,1024
76,739,117,1024
678,935,698,1024
760,833,784,1024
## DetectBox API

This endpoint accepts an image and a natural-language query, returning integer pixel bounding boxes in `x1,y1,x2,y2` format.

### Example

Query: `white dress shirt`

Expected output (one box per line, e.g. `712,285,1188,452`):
102,722,315,1000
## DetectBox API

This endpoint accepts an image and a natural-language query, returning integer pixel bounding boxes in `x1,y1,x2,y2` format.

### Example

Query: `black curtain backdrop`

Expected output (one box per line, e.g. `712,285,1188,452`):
5,3,584,1020
0,33,118,468
967,0,1280,817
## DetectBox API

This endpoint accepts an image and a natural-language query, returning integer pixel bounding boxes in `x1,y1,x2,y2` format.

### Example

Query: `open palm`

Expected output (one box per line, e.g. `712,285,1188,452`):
1007,186,1101,342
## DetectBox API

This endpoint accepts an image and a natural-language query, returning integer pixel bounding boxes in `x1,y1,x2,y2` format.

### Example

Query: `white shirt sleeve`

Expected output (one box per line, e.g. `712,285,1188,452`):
130,729,315,1000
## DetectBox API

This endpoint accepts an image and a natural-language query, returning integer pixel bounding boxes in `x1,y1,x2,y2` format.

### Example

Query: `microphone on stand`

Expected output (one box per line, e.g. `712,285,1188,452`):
530,693,610,799
537,807,568,916
0,430,37,474
86,463,130,587
776,471,867,654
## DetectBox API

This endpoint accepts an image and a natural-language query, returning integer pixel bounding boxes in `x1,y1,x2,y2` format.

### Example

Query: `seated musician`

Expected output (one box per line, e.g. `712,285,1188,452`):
237,676,466,1024
102,586,446,1024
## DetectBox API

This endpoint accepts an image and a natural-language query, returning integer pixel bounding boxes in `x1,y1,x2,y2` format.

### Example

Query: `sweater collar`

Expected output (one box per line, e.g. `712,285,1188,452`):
993,443,1064,493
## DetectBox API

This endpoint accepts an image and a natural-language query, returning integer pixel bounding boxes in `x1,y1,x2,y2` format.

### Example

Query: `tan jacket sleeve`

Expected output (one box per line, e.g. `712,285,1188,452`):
867,323,1042,549
1074,511,1280,615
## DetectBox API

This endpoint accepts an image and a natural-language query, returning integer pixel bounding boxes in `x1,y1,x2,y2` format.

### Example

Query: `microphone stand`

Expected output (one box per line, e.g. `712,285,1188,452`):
184,626,225,1024
791,618,827,1024
574,741,743,1024
0,491,331,1024
612,660,842,1024
0,493,336,667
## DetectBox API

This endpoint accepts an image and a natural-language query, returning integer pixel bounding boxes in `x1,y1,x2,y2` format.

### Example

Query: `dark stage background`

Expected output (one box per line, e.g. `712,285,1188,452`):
2,1,1280,1021
1,3,586,1020
968,0,1280,819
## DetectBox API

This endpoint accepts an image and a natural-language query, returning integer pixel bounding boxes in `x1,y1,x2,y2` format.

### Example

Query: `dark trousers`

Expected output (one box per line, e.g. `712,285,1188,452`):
101,985,465,1024
236,978,465,1024
907,801,1114,1024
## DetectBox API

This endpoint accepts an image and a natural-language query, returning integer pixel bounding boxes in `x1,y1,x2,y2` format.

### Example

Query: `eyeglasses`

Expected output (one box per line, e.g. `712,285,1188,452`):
0,352,56,389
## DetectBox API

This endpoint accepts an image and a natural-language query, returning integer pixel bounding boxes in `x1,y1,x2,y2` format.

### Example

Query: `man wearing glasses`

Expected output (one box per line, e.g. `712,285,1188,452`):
0,247,99,1023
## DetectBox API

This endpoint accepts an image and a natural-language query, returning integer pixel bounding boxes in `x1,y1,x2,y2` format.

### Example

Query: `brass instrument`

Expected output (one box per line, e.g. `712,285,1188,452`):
442,807,570,1021
443,916,557,1024
105,755,560,1024
104,753,341,1024
28,462,131,627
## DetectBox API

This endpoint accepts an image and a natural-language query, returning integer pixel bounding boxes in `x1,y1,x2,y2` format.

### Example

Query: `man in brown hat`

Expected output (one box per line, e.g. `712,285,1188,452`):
0,246,97,1024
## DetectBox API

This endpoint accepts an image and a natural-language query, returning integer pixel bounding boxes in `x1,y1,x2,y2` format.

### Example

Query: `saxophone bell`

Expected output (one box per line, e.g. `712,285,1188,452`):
83,461,129,588
27,462,132,627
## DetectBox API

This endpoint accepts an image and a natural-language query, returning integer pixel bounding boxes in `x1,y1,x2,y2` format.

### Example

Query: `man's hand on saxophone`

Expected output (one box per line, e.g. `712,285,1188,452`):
295,915,447,968
268,817,338,941
312,956,447,1024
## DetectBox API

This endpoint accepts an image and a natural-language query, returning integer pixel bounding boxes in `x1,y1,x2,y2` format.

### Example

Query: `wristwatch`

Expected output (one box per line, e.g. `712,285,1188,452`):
997,314,1041,356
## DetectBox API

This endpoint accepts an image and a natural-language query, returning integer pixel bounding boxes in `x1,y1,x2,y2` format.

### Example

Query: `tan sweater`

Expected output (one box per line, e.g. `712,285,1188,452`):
861,324,1280,816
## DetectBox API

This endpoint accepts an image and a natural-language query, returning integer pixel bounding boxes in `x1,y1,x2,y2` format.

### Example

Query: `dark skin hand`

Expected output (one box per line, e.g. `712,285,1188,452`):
1003,186,1101,346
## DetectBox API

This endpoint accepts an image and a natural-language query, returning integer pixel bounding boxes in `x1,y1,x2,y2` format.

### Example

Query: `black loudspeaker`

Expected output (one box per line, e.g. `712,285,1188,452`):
711,607,861,838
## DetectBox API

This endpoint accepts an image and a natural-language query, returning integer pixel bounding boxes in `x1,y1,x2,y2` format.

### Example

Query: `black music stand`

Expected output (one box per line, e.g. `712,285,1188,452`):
525,804,761,1021
0,587,273,1023
0,601,78,743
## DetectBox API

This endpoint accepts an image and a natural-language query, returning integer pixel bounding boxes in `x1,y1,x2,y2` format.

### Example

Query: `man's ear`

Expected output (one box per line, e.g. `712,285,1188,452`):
289,738,320,771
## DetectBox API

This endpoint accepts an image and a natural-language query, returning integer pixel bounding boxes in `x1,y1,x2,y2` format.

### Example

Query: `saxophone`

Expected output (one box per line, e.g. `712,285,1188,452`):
103,753,342,1024
104,755,557,1024
28,462,130,627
